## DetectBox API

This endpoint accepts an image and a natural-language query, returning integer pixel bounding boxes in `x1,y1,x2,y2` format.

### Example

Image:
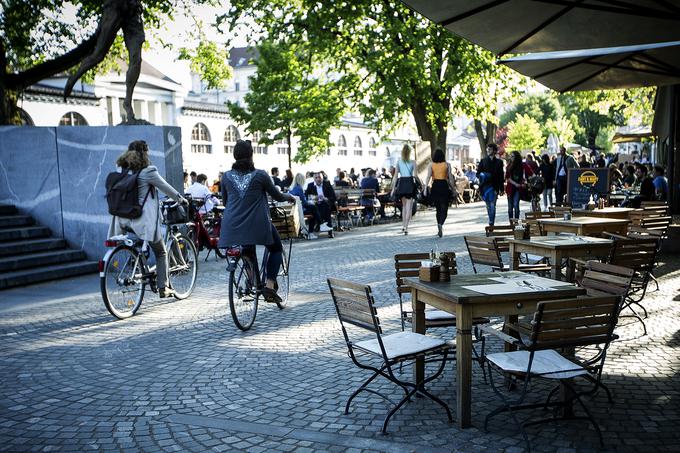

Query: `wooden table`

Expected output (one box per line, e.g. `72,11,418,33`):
509,236,613,280
572,207,636,219
405,273,585,428
538,217,630,237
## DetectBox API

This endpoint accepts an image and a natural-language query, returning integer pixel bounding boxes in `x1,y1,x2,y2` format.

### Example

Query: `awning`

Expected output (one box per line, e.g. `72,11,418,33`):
499,41,680,92
400,0,680,56
611,127,654,143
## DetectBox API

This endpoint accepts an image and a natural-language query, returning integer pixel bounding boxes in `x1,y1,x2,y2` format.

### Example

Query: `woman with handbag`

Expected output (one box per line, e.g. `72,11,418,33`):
391,144,417,235
505,150,526,221
424,148,456,237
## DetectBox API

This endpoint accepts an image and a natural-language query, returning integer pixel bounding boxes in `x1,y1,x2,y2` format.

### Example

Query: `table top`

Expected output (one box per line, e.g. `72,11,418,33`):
572,207,636,215
508,235,613,249
404,272,585,304
538,217,630,226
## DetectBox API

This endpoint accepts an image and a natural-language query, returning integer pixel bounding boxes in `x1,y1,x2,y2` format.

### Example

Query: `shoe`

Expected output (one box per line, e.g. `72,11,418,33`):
319,223,333,232
307,233,318,240
404,230,408,235
159,287,175,298
437,224,443,237
262,287,282,303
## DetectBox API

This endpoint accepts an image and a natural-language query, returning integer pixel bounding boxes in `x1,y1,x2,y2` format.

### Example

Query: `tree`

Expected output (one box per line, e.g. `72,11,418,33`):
0,0,222,124
225,0,522,155
500,93,562,131
545,116,576,148
507,114,544,152
179,38,232,90
226,41,344,168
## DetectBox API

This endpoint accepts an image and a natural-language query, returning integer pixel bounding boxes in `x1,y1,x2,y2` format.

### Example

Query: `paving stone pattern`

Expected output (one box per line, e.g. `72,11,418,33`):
1,202,679,452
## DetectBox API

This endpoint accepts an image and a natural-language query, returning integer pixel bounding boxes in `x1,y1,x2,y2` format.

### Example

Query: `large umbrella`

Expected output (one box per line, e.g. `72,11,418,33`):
400,0,680,55
499,41,680,92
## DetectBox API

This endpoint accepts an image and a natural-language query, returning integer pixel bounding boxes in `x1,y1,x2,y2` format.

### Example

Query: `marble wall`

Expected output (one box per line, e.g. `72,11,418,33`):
0,126,183,260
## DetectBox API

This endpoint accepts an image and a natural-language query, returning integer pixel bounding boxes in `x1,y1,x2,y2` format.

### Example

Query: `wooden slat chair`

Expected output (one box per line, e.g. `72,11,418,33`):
629,208,669,225
485,224,514,253
637,216,671,238
524,211,554,237
639,201,669,210
465,236,551,275
395,252,489,378
327,277,452,434
359,188,378,225
549,205,572,218
482,295,620,452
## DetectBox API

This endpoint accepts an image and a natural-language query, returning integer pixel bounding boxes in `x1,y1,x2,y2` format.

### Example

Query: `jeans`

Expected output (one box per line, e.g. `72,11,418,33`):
555,176,567,204
542,188,554,209
508,190,520,221
484,192,498,225
243,223,282,282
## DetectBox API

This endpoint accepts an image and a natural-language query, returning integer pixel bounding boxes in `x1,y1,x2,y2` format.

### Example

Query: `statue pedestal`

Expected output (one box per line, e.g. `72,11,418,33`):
0,125,183,260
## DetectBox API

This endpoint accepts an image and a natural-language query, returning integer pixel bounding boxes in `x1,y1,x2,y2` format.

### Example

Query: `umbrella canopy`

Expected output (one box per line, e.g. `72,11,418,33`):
499,41,680,92
400,0,680,56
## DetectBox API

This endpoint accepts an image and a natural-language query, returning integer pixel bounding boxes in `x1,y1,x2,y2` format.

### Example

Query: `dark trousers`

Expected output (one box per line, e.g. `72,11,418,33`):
555,176,567,204
303,203,322,232
243,223,282,282
317,200,332,226
435,200,448,225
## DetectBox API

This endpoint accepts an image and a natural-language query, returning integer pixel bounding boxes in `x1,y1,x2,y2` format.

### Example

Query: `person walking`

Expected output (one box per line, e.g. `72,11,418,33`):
391,144,417,235
505,151,526,222
554,145,577,204
108,140,188,298
539,154,554,209
424,148,455,237
477,143,504,225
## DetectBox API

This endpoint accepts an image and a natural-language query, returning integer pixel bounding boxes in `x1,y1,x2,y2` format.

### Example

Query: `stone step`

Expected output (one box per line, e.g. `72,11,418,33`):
0,249,86,273
0,261,98,290
0,226,50,242
0,215,34,228
0,238,67,257
0,205,18,216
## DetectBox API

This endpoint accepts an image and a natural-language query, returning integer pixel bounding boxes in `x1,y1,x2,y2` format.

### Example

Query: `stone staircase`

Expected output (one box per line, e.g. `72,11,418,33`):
0,205,98,289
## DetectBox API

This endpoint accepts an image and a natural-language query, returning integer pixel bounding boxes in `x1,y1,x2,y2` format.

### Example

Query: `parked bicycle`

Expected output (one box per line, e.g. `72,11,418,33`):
186,195,226,260
225,203,294,331
100,200,198,319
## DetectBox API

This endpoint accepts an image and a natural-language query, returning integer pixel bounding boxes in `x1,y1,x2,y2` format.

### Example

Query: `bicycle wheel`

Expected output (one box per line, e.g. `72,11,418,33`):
101,245,145,319
275,246,290,309
168,234,198,299
229,256,258,331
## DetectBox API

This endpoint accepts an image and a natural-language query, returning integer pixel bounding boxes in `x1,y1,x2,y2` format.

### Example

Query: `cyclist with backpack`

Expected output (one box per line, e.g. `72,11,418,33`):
107,140,188,298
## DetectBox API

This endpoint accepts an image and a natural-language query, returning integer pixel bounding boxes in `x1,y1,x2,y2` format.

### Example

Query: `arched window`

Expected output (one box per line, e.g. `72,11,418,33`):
369,137,377,148
59,111,88,126
354,136,362,148
18,109,34,126
191,123,212,153
337,135,346,147
224,125,240,153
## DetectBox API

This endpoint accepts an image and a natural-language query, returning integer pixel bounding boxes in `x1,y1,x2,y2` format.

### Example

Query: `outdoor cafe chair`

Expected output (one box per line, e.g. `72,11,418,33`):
524,211,554,237
464,236,551,275
327,277,453,434
394,252,488,378
482,295,621,452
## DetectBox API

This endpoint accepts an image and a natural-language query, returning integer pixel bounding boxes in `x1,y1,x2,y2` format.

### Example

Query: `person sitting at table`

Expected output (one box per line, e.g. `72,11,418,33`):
289,173,330,238
186,173,220,214
305,172,336,231
622,165,636,188
335,171,351,188
624,165,656,208
652,165,669,202
359,169,379,222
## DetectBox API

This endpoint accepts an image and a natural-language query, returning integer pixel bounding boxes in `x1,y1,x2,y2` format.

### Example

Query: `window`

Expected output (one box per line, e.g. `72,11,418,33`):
354,136,362,148
338,149,347,156
235,81,240,92
369,137,377,148
368,150,377,156
191,123,212,153
354,149,363,156
224,125,240,153
252,131,263,142
254,145,268,154
326,149,331,156
277,147,288,155
59,111,88,126
337,135,346,147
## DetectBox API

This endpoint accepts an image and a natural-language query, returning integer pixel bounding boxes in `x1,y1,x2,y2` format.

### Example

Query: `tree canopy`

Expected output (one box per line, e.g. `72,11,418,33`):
226,40,344,167
506,114,544,152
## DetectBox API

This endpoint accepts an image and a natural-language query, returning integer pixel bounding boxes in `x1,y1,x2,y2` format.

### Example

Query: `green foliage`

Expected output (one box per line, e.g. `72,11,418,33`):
500,93,562,131
507,114,544,152
595,124,616,152
545,116,576,147
226,40,344,165
179,38,232,90
225,0,525,152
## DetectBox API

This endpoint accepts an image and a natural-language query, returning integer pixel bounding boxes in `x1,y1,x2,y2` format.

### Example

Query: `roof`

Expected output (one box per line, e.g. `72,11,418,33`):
228,47,258,68
182,101,231,114
25,83,100,105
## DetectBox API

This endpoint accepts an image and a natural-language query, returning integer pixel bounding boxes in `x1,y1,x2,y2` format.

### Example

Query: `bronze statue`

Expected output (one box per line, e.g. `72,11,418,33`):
64,0,147,124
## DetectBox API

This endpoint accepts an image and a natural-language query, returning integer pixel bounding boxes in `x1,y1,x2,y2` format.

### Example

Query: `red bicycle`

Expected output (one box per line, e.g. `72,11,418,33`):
187,195,226,260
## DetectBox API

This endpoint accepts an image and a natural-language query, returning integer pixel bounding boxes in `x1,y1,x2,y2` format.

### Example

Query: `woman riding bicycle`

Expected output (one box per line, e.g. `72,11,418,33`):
107,140,188,298
219,140,295,303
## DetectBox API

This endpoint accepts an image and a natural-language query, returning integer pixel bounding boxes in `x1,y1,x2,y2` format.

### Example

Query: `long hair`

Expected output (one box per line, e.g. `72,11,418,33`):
231,140,255,172
508,150,522,174
291,173,305,190
401,144,411,161
116,140,151,171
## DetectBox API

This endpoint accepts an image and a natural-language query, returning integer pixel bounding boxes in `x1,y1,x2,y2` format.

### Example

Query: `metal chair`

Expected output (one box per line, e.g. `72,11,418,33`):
464,236,551,275
483,295,620,452
327,277,453,434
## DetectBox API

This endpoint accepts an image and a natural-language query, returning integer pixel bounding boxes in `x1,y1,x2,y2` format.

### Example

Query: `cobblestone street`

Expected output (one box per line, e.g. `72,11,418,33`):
1,202,679,452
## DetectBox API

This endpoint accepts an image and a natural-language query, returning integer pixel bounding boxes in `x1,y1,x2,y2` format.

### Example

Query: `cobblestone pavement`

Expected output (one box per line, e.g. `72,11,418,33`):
2,201,680,452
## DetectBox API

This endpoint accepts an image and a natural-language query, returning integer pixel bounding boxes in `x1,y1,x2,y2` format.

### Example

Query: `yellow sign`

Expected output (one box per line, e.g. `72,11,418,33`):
578,171,599,186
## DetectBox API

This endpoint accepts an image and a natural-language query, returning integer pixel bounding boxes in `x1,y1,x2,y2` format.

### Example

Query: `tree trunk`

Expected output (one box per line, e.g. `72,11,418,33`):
474,119,497,152
286,129,293,170
410,101,447,157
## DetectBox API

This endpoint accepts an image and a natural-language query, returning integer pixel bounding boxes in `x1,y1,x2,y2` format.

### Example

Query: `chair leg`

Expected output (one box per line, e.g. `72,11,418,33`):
485,362,532,452
381,387,418,434
415,387,453,422
570,386,604,447
345,370,382,414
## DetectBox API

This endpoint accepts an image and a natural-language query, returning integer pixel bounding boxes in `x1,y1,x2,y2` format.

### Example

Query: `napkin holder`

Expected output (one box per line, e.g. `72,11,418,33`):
419,261,440,282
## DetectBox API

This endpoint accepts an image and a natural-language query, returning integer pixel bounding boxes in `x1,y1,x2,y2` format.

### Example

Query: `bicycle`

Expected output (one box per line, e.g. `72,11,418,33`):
225,203,294,331
100,200,198,319
186,195,226,260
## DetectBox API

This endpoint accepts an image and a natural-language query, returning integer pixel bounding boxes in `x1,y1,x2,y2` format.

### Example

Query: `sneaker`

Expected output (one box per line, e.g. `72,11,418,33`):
319,223,333,232
307,233,318,240
159,287,175,298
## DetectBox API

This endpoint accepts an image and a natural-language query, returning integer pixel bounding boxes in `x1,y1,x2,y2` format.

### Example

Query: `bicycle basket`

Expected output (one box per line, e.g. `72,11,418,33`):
163,203,189,225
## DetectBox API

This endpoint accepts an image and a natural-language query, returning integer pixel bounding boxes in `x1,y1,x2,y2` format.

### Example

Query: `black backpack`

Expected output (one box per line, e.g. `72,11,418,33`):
105,170,152,219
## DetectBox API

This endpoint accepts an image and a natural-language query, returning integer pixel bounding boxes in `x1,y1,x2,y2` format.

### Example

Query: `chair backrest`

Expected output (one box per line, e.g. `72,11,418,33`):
328,278,381,334
394,252,457,299
550,205,572,217
579,261,634,299
485,224,514,252
464,236,503,273
608,237,658,272
640,201,669,210
638,216,671,237
629,208,669,225
527,295,620,351
524,211,554,235
360,188,377,201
